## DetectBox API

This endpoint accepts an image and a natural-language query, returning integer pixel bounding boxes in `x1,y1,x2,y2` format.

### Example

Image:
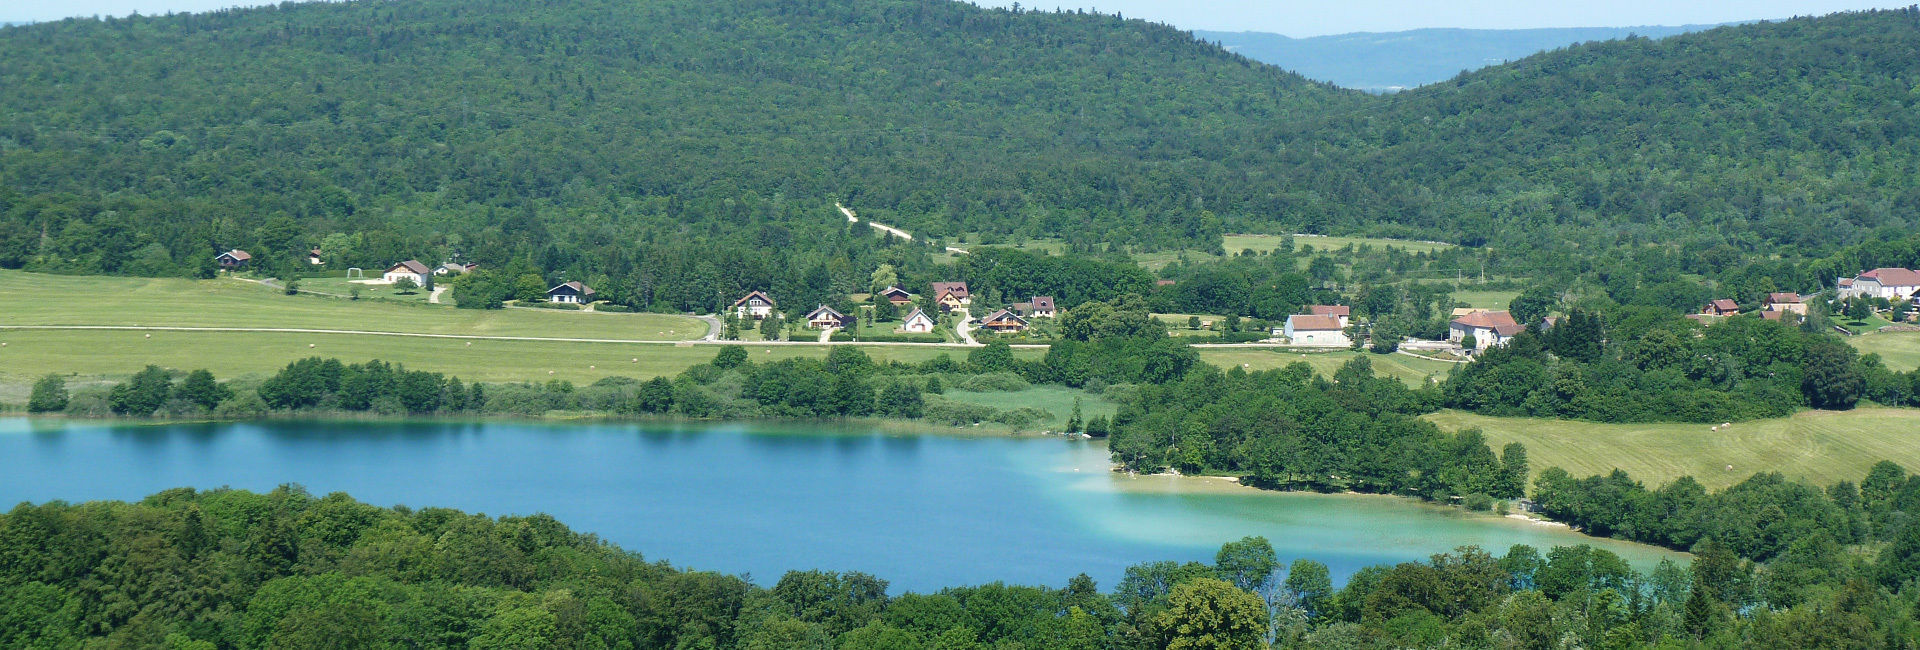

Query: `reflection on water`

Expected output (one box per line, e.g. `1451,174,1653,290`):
0,417,1683,592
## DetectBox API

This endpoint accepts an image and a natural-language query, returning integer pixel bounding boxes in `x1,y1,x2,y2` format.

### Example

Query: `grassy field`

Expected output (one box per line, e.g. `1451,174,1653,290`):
1450,290,1519,310
1851,330,1920,371
1427,409,1920,491
0,271,705,340
296,274,435,304
1194,348,1456,386
0,328,1038,390
939,385,1118,430
1251,234,1453,255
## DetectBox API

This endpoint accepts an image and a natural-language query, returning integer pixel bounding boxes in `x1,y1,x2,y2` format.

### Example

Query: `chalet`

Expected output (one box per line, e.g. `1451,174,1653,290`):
733,291,776,320
1450,310,1523,350
1307,305,1351,328
547,281,596,304
1841,268,1920,301
382,260,432,286
436,262,478,276
930,282,971,312
1767,292,1806,314
1012,296,1057,318
978,309,1029,333
878,286,914,306
901,307,936,334
805,305,851,329
214,249,252,269
1702,299,1740,317
1282,314,1349,347
307,249,324,266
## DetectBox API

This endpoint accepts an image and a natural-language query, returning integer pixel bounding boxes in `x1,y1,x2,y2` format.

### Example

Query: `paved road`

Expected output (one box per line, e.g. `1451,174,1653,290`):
953,308,978,346
427,287,447,304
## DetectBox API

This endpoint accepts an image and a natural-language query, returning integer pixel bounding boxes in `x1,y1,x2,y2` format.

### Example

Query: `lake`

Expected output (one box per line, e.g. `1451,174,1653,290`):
0,418,1683,592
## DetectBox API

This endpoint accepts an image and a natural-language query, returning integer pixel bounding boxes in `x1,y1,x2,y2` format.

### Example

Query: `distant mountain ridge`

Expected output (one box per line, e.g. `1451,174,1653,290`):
1197,25,1724,91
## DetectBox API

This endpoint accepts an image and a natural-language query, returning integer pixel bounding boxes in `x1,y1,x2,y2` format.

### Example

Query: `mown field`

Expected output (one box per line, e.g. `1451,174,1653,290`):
1427,409,1920,491
0,271,705,340
1194,348,1457,386
1849,330,1920,371
939,385,1120,430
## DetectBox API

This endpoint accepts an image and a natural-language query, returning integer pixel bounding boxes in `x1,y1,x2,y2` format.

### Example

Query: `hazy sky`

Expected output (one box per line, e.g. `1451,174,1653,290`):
6,0,1916,36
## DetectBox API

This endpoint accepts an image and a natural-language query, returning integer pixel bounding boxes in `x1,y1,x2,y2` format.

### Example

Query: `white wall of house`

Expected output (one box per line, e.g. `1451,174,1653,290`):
383,270,428,285
902,314,935,333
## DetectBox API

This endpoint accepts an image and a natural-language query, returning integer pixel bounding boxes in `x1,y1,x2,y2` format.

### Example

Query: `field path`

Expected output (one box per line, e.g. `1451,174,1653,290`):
428,287,447,304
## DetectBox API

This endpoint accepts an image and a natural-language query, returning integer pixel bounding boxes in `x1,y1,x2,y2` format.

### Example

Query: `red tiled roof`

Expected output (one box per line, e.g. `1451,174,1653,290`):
1309,305,1350,317
220,249,251,261
1761,311,1784,321
1451,310,1519,329
1288,314,1344,331
1030,296,1055,311
930,282,969,300
732,290,775,307
1862,268,1920,287
1768,292,1800,304
1709,299,1739,311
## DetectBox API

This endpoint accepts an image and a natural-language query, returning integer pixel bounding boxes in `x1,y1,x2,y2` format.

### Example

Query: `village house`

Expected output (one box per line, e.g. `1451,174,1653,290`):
1767,292,1806,314
1308,305,1351,328
1840,268,1920,300
977,309,1029,334
1449,310,1524,351
805,305,851,330
1011,296,1057,318
878,286,914,306
1282,314,1349,347
547,281,596,304
930,282,971,312
436,262,478,276
307,249,324,266
1702,299,1740,316
214,249,251,269
382,260,432,286
733,291,776,320
900,307,936,334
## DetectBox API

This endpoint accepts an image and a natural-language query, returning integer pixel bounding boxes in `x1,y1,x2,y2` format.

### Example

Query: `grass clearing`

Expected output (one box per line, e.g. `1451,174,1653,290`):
1450,290,1519,310
0,271,705,340
1851,331,1920,371
0,329,1039,389
296,274,434,304
1195,348,1456,386
1426,408,1920,491
939,385,1118,430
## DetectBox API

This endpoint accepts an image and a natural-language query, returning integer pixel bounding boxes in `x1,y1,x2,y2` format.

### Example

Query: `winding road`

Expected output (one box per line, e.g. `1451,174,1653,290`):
836,203,968,255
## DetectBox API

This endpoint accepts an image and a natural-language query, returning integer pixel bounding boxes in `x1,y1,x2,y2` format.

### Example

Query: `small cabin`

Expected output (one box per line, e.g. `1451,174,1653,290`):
878,286,914,306
1702,299,1740,317
548,281,596,304
215,249,252,269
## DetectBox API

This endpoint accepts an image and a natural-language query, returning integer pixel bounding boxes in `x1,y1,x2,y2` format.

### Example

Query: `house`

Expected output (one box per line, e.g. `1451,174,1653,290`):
1761,310,1785,321
1012,296,1057,318
1282,314,1350,347
307,249,324,266
1840,268,1920,300
805,305,851,329
1450,307,1482,319
214,249,251,269
382,260,432,286
547,281,596,304
1307,305,1351,328
1767,292,1806,314
978,309,1029,333
1155,279,1176,287
1702,299,1740,316
436,262,478,276
901,307,936,334
930,282,971,312
732,291,776,320
1449,310,1524,350
878,286,914,306
1540,316,1561,332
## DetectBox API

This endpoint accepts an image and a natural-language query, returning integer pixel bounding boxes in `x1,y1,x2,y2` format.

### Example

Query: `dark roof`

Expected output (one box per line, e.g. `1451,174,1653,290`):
806,305,846,320
1030,296,1055,311
732,290,775,307
930,281,969,300
218,249,252,261
549,281,595,296
390,260,431,274
980,309,1027,325
879,286,913,299
1309,305,1349,317
1709,299,1739,311
1768,292,1801,303
903,307,932,324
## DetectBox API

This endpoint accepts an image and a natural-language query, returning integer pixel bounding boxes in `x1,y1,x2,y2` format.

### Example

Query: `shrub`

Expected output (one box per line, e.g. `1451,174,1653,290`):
27,374,69,413
956,372,1029,392
1464,493,1495,511
213,391,268,418
595,303,633,313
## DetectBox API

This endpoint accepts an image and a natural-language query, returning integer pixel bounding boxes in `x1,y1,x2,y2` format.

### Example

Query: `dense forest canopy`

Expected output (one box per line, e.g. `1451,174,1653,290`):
1,1,1917,296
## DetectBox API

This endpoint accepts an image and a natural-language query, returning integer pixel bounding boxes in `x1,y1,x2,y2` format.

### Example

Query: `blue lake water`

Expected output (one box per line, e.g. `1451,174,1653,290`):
0,418,1683,592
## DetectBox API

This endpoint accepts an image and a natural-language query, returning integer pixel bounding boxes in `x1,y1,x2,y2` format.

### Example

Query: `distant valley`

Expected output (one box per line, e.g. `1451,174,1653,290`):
1198,25,1721,91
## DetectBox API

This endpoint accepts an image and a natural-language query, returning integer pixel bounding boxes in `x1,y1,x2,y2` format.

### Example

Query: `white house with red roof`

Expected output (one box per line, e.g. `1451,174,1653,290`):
382,260,432,286
1282,314,1350,347
1449,310,1523,350
1841,268,1920,301
1308,305,1351,328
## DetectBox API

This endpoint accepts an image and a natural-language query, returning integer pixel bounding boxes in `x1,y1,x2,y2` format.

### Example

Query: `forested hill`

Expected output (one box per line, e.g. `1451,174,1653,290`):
1,2,1919,286
1287,9,1920,256
0,0,1349,278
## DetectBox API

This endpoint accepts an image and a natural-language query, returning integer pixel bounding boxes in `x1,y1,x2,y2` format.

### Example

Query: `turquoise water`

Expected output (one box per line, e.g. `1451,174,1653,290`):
0,418,1681,592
